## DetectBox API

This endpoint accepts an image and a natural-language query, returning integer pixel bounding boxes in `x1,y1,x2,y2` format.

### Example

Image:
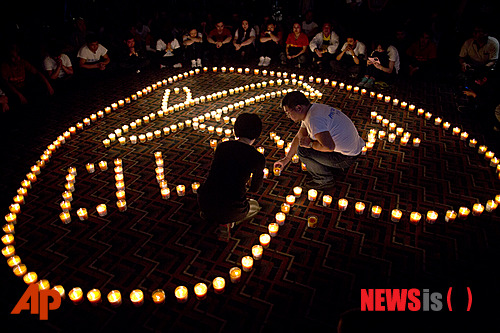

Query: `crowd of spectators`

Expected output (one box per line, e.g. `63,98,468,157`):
0,0,498,130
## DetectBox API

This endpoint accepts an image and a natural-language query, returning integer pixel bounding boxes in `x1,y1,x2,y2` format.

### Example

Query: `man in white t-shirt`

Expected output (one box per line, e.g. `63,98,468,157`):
274,91,364,189
332,35,366,78
43,42,73,80
77,34,111,75
156,33,182,68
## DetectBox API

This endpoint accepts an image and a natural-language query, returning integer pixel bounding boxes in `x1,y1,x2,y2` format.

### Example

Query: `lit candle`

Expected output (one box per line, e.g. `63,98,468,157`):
268,222,279,237
434,117,442,125
322,195,332,207
59,212,71,224
98,161,108,171
377,93,383,101
107,290,122,307
452,127,461,136
275,212,286,226
229,267,241,283
2,245,15,258
52,285,65,299
490,157,499,167
469,139,477,147
426,211,438,224
339,82,345,89
194,283,207,300
443,122,450,130
7,255,21,267
388,133,396,143
444,210,456,223
130,289,144,306
116,200,127,212
486,200,498,212
371,206,382,218
263,168,269,179
485,151,494,160
413,138,421,147
408,104,415,111
286,195,296,206
191,182,200,193
293,186,302,197
400,101,407,109
308,189,318,201
472,203,484,216
76,208,88,221
176,185,186,196
213,277,225,294
13,264,27,277
355,202,365,214
478,145,487,154
23,272,38,285
338,198,348,211
161,188,170,199
69,287,83,304
410,212,421,224
60,201,71,212
273,166,281,177
3,223,15,234
96,204,107,217
2,234,14,246
38,279,50,291
259,233,271,248
458,207,470,220
392,98,399,106
460,132,469,141
241,256,254,272
87,289,101,305
361,88,367,95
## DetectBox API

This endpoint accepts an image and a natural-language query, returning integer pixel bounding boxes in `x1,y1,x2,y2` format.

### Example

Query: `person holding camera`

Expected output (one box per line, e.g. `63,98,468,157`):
357,39,399,89
258,20,282,66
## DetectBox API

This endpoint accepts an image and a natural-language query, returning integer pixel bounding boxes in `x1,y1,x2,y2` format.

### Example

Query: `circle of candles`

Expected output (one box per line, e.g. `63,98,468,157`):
69,287,84,304
107,290,122,307
152,289,166,304
472,203,484,216
194,283,208,300
268,222,279,237
458,207,470,220
444,210,457,222
275,212,286,226
13,263,27,277
52,285,65,299
23,272,38,285
252,245,263,260
426,211,438,223
293,186,302,197
96,204,107,217
59,212,71,224
308,189,318,201
130,289,144,306
410,212,422,224
371,206,382,218
338,198,348,211
87,289,102,305
2,245,15,258
241,256,254,272
213,277,225,294
2,234,14,246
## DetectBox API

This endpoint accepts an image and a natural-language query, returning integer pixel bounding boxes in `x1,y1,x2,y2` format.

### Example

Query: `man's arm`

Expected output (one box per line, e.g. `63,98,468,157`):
274,126,308,169
309,131,335,152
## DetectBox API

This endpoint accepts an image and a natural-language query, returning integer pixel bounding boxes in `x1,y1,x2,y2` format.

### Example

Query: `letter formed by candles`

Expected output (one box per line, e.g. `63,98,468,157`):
11,283,62,320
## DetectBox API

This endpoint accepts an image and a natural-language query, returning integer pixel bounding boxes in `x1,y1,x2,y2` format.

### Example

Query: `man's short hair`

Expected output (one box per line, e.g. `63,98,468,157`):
86,33,99,44
234,113,262,140
280,91,311,109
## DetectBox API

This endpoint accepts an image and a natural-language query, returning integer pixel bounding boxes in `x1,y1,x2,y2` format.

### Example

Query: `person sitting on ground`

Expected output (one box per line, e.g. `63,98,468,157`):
406,30,437,78
198,113,265,231
118,33,151,72
77,33,111,76
0,88,9,112
232,19,256,62
206,20,232,65
309,22,339,70
301,10,319,41
43,40,74,82
280,22,309,68
156,31,182,68
274,91,364,190
183,27,204,68
357,39,400,89
332,34,366,79
258,20,282,66
1,43,54,106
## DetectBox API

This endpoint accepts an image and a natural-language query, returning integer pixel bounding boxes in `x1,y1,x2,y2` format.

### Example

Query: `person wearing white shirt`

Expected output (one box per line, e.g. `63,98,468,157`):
332,36,366,78
77,34,111,77
43,42,73,81
156,32,182,68
309,23,339,70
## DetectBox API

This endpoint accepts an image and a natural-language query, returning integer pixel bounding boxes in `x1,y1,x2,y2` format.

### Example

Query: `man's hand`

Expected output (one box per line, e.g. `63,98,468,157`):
216,41,222,48
315,49,323,57
274,158,288,171
461,62,471,72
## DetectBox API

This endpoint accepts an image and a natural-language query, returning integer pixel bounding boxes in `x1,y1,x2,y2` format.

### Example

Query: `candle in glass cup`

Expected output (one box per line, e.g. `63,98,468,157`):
3,223,15,234
2,245,15,258
445,210,457,222
106,290,122,307
96,204,107,217
194,283,207,300
275,212,286,226
87,289,101,305
308,189,317,201
22,272,38,285
293,186,302,197
76,208,88,221
286,195,296,206
60,201,71,212
268,222,279,237
486,200,498,212
259,233,271,248
130,289,144,306
98,161,108,171
241,256,254,272
355,202,365,214
213,277,225,294
413,138,421,147
410,212,421,224
443,122,450,130
458,207,470,219
69,287,83,304
370,206,382,218
13,263,27,277
469,139,477,147
426,211,438,223
2,234,14,246
176,185,186,196
472,203,484,216
263,168,269,179
191,182,200,193
59,212,71,224
116,200,127,212
434,117,442,125
229,267,241,283
338,198,348,211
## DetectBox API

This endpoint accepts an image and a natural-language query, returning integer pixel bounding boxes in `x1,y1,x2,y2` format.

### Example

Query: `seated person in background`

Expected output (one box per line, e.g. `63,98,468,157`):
309,22,339,70
406,30,437,78
43,40,74,82
198,113,265,232
232,19,256,62
357,40,399,88
0,88,9,112
156,31,182,68
258,20,282,66
458,23,498,88
280,22,309,68
274,91,364,190
77,33,111,76
118,33,151,72
183,28,204,68
301,10,319,41
332,34,366,78
206,20,232,65
1,43,54,106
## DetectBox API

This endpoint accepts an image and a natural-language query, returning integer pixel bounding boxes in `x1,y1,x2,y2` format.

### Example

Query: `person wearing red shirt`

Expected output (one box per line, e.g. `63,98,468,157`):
207,20,232,65
280,23,309,68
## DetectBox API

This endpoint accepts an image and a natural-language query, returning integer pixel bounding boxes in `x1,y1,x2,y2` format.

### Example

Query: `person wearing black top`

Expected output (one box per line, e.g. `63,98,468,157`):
198,113,265,226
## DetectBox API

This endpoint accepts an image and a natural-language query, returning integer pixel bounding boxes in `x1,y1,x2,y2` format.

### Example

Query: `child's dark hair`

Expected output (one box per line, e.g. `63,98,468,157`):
234,113,262,140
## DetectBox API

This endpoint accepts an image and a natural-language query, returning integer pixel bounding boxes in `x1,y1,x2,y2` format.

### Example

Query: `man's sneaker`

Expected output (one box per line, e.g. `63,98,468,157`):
191,59,197,68
263,57,271,66
173,63,182,68
357,76,369,87
196,58,202,67
364,78,375,89
258,56,265,66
